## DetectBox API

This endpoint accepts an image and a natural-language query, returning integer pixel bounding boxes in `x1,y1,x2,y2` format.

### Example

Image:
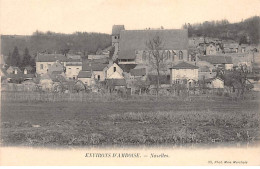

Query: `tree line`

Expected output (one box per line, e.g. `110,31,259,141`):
1,31,112,58
183,16,260,44
5,46,35,70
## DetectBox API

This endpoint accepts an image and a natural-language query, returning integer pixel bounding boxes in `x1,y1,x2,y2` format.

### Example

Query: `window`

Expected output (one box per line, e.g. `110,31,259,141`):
114,67,116,72
76,68,79,69
97,75,100,81
40,64,43,69
179,51,183,60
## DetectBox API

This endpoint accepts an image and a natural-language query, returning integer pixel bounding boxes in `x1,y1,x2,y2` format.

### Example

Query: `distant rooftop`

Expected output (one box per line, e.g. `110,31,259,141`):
170,62,199,69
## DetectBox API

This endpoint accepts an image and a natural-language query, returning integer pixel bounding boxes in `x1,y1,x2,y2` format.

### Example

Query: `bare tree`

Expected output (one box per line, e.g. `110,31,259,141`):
146,35,167,97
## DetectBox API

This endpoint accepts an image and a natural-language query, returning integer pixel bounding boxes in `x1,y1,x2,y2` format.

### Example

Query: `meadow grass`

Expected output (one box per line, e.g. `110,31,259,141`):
1,110,259,147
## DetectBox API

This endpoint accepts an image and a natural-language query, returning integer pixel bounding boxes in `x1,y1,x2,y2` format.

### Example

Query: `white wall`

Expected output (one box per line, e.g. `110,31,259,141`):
106,63,123,79
171,68,198,83
211,79,224,88
65,66,82,79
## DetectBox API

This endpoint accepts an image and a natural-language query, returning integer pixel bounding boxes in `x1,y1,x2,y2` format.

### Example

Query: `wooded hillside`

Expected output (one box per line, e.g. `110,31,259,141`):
183,16,260,44
1,31,111,57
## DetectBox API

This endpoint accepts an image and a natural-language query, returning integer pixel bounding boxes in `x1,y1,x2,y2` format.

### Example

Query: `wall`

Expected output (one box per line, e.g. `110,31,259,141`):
65,65,82,79
36,62,54,75
78,78,92,86
211,79,224,88
170,68,198,83
93,71,105,81
106,63,123,79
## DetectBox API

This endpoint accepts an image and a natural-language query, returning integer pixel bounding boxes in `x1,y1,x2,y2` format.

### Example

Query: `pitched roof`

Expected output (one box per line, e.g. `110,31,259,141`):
170,62,199,69
118,64,137,73
82,62,107,71
66,63,82,66
106,79,126,86
198,55,233,64
77,71,92,78
130,68,146,76
112,25,125,35
118,29,188,59
36,54,67,62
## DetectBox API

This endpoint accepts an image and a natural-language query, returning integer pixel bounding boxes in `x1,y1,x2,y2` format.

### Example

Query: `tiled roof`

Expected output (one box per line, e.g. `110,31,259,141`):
118,64,137,73
112,25,125,35
66,63,82,66
118,29,188,59
36,54,67,62
130,68,146,76
82,61,107,71
66,58,82,62
170,62,199,69
106,79,126,86
77,71,92,78
198,55,233,64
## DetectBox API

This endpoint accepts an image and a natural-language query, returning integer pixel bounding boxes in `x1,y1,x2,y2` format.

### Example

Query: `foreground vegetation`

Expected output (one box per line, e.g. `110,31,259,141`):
1,98,259,147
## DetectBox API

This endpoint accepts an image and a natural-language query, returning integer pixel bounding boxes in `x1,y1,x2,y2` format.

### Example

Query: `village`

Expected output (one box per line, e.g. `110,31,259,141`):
1,25,260,98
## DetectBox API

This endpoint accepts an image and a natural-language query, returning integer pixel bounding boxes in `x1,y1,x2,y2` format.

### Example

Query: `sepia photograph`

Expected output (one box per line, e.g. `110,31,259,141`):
0,0,260,166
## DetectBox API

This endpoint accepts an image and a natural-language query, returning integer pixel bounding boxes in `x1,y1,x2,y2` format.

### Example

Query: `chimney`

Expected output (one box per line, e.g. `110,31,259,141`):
14,69,17,74
24,69,27,74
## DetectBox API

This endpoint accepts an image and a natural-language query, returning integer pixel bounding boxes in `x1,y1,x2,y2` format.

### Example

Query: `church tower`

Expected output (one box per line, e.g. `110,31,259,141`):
111,25,125,60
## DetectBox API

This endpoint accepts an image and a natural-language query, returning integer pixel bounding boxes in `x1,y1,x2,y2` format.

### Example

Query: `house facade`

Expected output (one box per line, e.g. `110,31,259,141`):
65,63,82,80
205,77,224,89
170,62,199,85
36,54,67,75
77,71,94,86
105,63,124,79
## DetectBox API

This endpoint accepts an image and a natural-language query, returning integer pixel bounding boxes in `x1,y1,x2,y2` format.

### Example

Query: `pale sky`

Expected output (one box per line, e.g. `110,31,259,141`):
0,0,260,35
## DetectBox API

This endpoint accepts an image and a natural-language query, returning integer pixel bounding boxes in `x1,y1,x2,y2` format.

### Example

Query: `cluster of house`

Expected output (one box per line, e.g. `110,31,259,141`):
1,25,260,93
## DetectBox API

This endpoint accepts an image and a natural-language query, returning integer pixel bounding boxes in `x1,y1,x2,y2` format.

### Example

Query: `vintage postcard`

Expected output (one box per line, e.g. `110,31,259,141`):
0,0,260,166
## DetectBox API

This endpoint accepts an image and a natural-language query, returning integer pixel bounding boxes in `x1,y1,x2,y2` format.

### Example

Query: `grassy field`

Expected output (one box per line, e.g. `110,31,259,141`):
1,97,260,147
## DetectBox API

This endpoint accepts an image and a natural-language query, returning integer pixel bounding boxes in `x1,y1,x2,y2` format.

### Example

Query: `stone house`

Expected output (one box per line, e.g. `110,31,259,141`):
82,61,107,81
77,71,94,86
36,53,67,75
65,63,82,80
6,66,22,74
205,77,224,89
169,62,199,87
105,63,124,79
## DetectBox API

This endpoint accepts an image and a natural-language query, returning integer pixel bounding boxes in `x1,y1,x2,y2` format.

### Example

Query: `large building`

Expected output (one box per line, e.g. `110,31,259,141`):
111,25,190,75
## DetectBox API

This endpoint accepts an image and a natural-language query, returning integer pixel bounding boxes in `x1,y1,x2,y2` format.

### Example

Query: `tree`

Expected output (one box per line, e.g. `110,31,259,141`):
146,35,167,97
10,46,20,67
21,48,31,67
223,64,251,98
6,51,12,66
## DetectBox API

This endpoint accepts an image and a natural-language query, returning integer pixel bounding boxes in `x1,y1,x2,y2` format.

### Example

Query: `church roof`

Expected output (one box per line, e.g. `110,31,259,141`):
118,29,188,60
112,25,125,35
